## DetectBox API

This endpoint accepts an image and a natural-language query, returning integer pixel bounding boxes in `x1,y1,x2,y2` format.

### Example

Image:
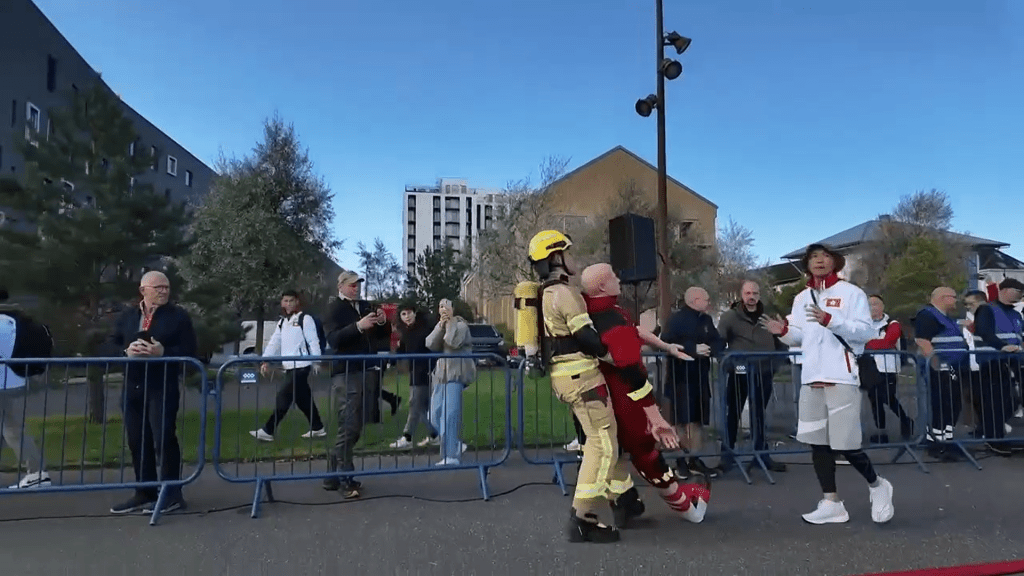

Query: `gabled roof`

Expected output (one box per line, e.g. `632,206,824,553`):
978,247,1024,272
551,145,718,210
781,216,1008,260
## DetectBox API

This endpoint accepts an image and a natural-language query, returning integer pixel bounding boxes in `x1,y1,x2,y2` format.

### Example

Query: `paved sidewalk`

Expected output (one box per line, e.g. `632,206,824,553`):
1,454,1023,576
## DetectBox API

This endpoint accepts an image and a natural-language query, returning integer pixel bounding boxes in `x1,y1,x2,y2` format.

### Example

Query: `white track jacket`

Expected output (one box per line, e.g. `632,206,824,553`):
779,277,877,387
263,312,321,370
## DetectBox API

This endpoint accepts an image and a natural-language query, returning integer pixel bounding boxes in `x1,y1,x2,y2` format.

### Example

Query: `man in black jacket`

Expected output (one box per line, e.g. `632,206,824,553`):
323,269,391,498
663,286,726,478
106,271,197,514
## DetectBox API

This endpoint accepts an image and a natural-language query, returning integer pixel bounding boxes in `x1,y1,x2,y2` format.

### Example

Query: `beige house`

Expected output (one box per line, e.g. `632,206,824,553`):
463,145,718,329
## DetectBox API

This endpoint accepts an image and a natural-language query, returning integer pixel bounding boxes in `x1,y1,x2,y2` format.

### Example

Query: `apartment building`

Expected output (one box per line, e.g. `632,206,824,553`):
0,0,214,232
402,178,501,275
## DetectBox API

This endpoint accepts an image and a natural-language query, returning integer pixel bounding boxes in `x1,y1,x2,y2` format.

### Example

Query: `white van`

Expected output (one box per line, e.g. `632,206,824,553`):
218,320,278,357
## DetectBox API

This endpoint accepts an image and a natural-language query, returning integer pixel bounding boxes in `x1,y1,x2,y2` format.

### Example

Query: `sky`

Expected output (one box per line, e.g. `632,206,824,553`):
32,0,1024,272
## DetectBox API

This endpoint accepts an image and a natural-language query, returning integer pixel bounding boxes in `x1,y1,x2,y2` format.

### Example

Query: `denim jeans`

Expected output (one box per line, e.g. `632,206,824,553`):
429,381,464,461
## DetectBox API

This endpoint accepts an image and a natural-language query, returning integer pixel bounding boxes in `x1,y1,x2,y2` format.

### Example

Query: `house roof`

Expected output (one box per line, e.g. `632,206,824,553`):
978,247,1024,271
781,216,1008,260
754,261,804,285
551,145,718,210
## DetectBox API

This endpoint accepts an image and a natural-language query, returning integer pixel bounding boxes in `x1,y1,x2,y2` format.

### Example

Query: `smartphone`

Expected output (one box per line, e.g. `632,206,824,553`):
134,330,154,343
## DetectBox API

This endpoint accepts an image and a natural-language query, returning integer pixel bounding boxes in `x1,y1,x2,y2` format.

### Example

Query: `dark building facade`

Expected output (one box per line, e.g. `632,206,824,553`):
0,0,214,232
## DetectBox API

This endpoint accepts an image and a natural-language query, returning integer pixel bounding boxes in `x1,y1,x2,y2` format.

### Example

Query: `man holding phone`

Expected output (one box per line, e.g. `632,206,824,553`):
106,271,197,515
323,269,391,498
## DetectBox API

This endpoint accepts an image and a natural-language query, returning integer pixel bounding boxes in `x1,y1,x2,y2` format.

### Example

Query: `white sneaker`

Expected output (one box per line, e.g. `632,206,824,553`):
801,499,850,524
869,477,895,524
300,428,327,439
389,437,413,449
1005,423,1013,435
435,457,461,466
249,429,274,442
460,442,468,454
564,438,582,451
1015,406,1023,419
8,471,51,489
417,436,439,448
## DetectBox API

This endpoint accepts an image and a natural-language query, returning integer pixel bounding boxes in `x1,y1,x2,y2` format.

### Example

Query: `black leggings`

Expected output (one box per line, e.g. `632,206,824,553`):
811,444,878,493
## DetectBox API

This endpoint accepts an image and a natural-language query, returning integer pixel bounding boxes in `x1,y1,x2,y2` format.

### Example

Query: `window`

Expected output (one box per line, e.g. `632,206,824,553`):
184,169,192,187
433,208,441,223
446,223,459,236
26,103,40,131
84,195,93,206
433,224,441,235
47,55,57,92
432,195,441,208
407,223,415,234
445,197,459,209
166,155,177,176
407,208,416,221
407,195,415,208
129,140,136,157
129,176,135,190
460,185,467,194
10,100,16,128
164,188,171,201
150,146,158,170
61,179,74,192
445,185,450,194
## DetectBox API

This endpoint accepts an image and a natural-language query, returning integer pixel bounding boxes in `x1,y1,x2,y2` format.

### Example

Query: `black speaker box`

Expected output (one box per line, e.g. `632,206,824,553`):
608,213,657,284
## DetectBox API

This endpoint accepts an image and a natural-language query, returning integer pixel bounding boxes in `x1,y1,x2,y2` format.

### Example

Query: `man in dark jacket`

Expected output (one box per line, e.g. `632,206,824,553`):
106,271,197,515
323,269,391,498
663,286,726,477
717,280,787,473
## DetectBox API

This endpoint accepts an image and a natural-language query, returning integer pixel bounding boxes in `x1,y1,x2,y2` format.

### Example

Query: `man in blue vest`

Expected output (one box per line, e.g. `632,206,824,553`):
914,286,969,460
968,278,1023,455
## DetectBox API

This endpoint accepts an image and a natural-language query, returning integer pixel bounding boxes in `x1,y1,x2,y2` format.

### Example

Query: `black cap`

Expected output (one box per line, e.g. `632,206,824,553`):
999,278,1024,291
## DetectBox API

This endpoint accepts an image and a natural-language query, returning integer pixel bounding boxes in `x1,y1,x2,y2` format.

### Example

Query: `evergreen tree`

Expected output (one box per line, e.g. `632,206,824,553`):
406,243,472,312
0,84,191,421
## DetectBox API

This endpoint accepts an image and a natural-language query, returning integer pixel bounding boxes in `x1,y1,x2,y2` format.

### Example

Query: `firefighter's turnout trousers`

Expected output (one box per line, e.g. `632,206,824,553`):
550,364,620,515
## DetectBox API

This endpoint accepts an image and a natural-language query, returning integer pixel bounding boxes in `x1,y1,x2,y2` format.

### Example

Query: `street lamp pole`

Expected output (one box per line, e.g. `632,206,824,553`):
654,0,671,332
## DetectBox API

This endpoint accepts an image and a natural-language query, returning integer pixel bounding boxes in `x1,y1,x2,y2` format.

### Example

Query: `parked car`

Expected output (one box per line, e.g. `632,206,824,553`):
467,323,506,365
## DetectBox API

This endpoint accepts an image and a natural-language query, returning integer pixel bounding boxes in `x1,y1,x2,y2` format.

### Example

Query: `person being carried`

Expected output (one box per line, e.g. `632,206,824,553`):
580,263,710,528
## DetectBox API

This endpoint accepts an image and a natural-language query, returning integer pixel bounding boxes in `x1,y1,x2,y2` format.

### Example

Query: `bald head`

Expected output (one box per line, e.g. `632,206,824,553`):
581,263,620,297
139,271,170,308
685,286,710,313
930,286,957,314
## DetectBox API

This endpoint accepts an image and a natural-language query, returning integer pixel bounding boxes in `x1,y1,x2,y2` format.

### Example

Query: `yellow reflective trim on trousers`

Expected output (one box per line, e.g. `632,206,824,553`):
608,476,634,495
567,313,594,334
574,425,616,501
550,358,600,378
627,381,653,402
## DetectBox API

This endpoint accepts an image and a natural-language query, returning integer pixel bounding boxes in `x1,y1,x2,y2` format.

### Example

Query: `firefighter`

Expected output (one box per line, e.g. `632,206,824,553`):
516,230,621,543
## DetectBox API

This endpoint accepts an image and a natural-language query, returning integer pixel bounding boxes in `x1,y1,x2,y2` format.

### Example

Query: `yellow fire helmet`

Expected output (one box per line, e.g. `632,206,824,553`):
528,230,573,263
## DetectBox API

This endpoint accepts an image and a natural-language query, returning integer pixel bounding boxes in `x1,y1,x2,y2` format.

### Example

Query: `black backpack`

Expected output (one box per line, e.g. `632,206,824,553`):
4,310,54,377
279,312,328,355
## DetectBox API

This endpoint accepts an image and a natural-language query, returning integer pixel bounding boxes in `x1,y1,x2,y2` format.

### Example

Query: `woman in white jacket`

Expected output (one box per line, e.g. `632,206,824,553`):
1,309,50,489
250,290,326,442
762,244,895,526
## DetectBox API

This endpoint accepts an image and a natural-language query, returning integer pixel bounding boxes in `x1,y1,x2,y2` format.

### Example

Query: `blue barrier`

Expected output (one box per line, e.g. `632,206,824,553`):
718,350,931,485
212,352,513,518
0,356,208,526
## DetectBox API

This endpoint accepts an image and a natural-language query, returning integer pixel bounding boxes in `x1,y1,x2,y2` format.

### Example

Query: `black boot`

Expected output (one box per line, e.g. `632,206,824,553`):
566,508,620,543
610,487,645,529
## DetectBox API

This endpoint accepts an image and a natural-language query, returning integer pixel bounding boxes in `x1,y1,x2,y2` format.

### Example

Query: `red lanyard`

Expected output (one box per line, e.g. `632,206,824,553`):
141,306,154,331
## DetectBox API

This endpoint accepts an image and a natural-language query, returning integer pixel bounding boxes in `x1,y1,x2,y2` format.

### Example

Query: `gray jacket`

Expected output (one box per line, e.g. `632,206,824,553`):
425,316,476,387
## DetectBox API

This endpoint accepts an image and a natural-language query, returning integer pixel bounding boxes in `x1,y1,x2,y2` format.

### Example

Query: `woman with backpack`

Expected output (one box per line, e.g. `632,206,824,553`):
250,290,327,442
389,301,439,449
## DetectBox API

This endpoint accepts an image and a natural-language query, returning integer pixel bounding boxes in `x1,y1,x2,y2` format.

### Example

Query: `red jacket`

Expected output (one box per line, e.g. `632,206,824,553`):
583,294,657,408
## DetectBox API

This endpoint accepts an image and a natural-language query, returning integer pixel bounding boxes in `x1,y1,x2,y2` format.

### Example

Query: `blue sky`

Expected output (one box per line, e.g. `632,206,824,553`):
34,0,1024,271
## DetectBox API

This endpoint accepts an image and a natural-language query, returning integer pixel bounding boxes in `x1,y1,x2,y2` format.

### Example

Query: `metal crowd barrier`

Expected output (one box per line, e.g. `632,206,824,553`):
924,350,1024,469
0,357,208,525
212,352,513,518
718,350,930,485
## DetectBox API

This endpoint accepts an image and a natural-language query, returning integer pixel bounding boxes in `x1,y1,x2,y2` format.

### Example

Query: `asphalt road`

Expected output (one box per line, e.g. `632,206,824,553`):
1,452,1023,576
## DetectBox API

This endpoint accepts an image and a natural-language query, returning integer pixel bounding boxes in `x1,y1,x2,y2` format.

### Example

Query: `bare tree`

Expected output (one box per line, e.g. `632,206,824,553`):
891,189,954,231
475,156,570,298
356,238,404,301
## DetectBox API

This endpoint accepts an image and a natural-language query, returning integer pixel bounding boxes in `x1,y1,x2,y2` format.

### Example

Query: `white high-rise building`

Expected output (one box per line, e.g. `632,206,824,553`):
403,178,501,276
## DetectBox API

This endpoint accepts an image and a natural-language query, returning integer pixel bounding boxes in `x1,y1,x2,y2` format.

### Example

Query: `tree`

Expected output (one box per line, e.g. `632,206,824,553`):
181,114,340,353
163,261,244,364
881,236,967,321
857,189,971,308
715,218,771,309
475,156,570,299
0,84,191,421
406,243,471,312
357,238,404,301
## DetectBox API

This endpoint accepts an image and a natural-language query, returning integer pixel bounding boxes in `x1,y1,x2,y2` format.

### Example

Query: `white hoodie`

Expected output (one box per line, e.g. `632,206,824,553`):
779,277,877,387
1,314,27,391
263,312,321,370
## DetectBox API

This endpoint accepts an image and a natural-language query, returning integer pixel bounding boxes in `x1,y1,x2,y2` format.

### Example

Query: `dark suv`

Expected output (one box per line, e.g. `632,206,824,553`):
467,324,506,365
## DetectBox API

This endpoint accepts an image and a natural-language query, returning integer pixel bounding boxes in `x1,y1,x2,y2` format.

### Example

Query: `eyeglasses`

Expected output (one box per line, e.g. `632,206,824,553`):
144,285,170,292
